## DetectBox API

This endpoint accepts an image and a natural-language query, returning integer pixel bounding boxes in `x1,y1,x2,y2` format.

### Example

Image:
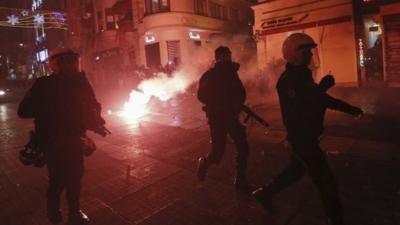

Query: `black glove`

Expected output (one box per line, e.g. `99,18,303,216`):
319,75,335,92
92,126,111,137
347,106,363,117
232,62,240,71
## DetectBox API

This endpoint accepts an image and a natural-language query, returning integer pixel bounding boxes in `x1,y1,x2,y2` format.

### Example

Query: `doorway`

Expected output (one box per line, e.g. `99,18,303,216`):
145,42,161,68
362,14,384,84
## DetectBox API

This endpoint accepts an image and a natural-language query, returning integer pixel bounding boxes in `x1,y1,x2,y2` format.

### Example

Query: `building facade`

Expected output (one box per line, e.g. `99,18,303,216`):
137,0,253,68
252,0,400,87
66,0,254,87
66,0,140,87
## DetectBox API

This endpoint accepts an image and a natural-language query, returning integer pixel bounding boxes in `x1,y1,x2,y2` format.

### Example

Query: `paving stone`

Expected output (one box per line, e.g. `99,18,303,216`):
84,175,145,204
109,185,179,224
137,200,228,225
262,129,286,144
90,206,131,225
2,91,400,225
349,139,397,161
320,135,356,155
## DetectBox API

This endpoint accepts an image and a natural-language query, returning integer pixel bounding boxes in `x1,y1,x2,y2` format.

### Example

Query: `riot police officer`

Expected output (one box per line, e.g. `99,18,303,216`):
197,46,251,191
252,33,363,225
18,48,108,225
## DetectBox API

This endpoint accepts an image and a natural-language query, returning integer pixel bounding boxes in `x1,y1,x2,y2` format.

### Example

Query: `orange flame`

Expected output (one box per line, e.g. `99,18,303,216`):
119,90,151,120
119,72,192,122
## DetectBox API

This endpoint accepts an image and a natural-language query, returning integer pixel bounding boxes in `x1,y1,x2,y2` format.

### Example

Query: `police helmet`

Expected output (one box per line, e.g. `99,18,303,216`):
282,33,317,64
215,46,231,60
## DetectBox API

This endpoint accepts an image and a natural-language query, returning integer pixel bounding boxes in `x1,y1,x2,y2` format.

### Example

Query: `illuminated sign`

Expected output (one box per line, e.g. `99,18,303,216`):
145,35,155,43
189,31,201,40
261,14,309,30
358,38,364,67
36,49,48,62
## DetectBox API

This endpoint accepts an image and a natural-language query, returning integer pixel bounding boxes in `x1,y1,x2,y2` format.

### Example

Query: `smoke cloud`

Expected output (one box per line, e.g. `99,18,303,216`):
119,33,283,121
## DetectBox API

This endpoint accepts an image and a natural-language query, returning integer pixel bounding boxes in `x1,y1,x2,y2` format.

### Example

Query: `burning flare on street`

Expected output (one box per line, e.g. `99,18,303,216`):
118,71,193,121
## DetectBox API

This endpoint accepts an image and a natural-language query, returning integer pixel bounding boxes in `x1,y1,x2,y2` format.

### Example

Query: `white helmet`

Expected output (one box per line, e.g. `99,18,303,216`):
282,33,317,64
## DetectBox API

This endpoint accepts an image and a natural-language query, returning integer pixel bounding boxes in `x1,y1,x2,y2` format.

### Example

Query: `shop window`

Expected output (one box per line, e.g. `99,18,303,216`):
362,15,384,81
194,0,207,16
145,0,170,15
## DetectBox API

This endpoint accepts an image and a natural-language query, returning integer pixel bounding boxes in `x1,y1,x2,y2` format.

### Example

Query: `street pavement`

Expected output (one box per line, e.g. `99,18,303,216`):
0,87,399,225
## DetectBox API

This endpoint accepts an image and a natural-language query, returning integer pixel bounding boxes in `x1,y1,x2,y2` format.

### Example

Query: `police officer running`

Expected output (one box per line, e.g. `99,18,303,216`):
197,46,251,191
18,48,108,225
252,33,363,225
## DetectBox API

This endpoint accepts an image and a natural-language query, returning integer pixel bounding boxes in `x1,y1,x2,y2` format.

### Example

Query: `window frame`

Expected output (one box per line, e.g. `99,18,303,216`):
209,1,224,20
194,0,207,16
145,0,171,15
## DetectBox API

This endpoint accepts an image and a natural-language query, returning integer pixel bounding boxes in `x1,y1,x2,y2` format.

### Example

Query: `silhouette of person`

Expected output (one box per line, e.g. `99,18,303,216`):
197,46,252,191
253,33,363,225
18,48,108,225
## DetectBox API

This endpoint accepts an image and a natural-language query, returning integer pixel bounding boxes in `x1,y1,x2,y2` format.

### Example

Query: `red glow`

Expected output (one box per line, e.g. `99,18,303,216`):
118,72,192,122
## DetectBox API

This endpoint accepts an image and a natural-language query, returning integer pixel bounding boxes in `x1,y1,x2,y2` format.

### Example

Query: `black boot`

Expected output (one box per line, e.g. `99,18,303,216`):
234,149,253,193
252,185,278,215
68,210,90,225
196,157,209,181
47,208,62,224
47,192,62,224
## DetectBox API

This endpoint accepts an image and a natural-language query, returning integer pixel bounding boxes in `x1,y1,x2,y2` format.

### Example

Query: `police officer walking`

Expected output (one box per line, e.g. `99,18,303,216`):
18,48,108,225
252,33,363,225
197,46,251,191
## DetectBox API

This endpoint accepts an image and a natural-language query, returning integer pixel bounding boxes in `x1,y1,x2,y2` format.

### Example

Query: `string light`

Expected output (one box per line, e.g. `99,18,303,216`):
0,9,67,30
7,14,19,25
21,10,29,17
33,14,45,26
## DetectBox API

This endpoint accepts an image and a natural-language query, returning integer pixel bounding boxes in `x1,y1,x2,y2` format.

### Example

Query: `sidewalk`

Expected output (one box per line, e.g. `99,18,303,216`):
0,87,399,225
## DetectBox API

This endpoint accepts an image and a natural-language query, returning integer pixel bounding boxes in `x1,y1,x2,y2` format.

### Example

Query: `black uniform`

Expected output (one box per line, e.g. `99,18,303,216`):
271,63,360,225
198,61,249,179
18,72,101,219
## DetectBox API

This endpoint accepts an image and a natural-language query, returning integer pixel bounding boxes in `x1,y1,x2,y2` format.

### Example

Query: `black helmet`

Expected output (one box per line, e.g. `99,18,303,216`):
215,46,231,60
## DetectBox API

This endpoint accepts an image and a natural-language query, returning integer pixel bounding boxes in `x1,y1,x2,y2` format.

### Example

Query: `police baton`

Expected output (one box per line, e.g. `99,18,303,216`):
242,105,269,128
